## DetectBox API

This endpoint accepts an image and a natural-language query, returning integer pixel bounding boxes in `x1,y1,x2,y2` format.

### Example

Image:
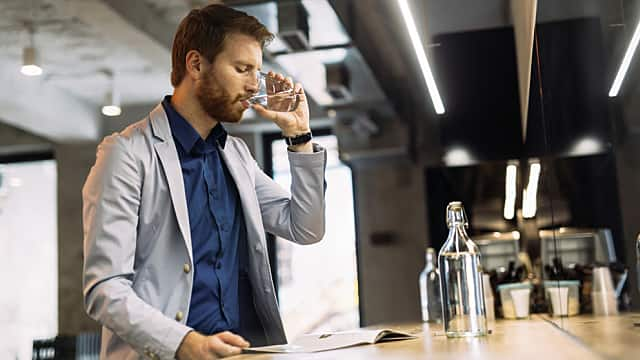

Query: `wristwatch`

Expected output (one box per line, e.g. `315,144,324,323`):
284,132,313,146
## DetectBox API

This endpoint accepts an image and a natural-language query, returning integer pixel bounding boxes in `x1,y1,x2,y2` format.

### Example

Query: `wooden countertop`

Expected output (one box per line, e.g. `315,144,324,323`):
541,313,640,360
233,316,614,360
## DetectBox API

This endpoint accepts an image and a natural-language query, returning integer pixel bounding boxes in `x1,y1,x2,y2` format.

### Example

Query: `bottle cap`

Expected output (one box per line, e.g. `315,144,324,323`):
446,201,469,228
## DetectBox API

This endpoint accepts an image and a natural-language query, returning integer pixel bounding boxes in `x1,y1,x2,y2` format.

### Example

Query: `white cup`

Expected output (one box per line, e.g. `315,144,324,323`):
592,267,615,293
482,274,495,324
592,291,618,316
547,287,569,316
511,288,531,318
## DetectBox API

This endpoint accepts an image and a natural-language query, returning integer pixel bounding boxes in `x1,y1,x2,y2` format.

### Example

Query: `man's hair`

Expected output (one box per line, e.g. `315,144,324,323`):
170,4,274,87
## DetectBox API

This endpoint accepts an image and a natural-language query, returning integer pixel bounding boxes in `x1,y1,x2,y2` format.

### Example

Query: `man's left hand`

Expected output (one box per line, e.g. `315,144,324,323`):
251,71,311,138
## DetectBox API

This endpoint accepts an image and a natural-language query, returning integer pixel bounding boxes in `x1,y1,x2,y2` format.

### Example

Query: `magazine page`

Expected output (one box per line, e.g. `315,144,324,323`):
244,329,417,353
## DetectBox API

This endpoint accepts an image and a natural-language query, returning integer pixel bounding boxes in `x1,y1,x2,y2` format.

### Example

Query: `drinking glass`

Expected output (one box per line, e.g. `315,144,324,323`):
248,71,299,112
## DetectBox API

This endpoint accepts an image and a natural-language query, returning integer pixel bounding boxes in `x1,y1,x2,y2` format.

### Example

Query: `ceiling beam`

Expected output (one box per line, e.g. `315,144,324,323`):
511,0,538,142
0,70,100,141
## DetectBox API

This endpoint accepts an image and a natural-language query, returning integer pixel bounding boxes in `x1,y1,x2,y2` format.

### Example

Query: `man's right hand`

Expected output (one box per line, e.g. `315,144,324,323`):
176,330,250,359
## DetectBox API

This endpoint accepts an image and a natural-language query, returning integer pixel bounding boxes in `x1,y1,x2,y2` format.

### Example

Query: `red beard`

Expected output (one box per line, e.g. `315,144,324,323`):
195,71,246,123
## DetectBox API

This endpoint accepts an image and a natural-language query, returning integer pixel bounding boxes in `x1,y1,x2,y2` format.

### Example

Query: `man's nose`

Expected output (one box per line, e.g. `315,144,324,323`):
245,74,259,93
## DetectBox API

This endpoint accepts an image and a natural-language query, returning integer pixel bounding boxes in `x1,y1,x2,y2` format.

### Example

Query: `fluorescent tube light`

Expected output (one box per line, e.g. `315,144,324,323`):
504,164,517,220
609,18,640,97
397,0,445,114
522,162,541,218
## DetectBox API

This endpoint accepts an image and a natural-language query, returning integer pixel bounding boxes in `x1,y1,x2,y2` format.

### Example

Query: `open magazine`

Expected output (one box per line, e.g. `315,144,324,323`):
243,328,418,353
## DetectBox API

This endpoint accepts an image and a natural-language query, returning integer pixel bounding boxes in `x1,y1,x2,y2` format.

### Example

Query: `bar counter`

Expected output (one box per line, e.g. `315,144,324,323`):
235,314,640,359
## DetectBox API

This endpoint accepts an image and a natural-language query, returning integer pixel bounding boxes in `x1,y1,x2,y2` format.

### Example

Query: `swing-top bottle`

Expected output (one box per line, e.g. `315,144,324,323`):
438,201,487,337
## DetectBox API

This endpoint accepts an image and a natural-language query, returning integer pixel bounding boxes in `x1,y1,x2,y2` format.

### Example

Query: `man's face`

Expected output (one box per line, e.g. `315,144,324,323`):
195,33,262,123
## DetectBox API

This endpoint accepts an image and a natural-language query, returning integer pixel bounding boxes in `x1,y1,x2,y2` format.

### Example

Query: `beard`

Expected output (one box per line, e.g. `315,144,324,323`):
195,70,246,123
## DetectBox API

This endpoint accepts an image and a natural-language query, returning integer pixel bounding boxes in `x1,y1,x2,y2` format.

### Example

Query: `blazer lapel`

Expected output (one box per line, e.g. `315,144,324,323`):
149,104,193,264
219,145,263,247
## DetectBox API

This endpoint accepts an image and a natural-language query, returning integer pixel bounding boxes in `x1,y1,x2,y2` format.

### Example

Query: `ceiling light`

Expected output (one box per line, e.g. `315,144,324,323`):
504,163,517,220
443,147,473,167
101,70,122,117
397,0,445,114
102,103,122,117
522,162,541,219
571,137,602,156
609,18,640,97
21,21,42,76
21,46,42,76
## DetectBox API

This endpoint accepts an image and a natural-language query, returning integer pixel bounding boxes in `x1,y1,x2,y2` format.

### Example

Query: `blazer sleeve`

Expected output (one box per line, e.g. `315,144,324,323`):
82,135,191,360
251,142,327,245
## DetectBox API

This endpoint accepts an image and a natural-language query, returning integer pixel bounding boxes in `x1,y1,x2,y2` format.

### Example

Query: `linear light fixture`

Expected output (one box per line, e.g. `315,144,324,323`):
397,0,445,114
609,18,640,97
503,163,518,220
522,162,541,219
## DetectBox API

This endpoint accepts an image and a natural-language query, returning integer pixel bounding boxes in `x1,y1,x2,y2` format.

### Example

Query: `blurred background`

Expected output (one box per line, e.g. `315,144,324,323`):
1,0,639,359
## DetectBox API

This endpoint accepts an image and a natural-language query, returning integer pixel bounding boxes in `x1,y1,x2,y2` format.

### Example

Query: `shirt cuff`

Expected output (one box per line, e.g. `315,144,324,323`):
287,143,326,168
162,323,193,360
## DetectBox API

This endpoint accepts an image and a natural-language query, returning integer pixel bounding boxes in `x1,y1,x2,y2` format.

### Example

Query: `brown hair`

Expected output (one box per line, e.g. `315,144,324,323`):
170,4,274,87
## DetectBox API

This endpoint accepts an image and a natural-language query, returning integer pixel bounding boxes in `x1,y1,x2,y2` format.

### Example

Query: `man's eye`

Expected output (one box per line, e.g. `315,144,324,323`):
236,67,248,73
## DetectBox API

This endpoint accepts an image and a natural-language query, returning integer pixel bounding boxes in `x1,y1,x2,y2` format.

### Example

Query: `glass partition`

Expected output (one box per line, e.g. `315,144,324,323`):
535,0,640,331
418,0,557,325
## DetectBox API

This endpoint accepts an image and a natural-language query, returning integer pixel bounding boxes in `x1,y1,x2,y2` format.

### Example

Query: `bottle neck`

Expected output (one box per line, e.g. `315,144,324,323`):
443,223,475,253
425,252,435,268
447,222,469,237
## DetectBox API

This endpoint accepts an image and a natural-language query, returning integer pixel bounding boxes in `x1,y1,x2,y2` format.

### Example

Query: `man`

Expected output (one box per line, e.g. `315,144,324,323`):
82,4,326,359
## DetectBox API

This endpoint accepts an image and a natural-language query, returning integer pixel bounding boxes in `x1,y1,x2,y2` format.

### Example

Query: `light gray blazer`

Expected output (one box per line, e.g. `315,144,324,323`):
82,103,326,360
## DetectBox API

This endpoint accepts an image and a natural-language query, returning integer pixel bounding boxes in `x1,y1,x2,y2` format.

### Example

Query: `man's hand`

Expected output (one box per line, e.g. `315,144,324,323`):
252,71,311,139
176,330,250,359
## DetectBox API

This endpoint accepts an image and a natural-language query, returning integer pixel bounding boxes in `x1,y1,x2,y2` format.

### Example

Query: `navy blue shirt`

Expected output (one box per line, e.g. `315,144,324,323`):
162,96,264,342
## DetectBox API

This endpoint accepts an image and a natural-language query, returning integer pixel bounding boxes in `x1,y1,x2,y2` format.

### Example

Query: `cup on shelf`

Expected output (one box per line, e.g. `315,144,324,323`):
511,288,531,319
547,287,569,316
543,280,580,317
591,266,618,316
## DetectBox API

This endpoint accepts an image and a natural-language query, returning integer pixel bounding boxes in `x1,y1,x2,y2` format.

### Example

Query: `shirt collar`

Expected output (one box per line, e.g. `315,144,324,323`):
162,95,228,152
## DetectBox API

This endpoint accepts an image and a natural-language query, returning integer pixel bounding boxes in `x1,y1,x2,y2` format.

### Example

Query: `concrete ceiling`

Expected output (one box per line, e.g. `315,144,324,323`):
0,0,173,141
0,0,386,142
0,0,631,145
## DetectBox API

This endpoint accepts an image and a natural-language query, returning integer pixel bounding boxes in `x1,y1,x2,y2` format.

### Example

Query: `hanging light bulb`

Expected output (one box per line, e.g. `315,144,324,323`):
21,22,42,76
21,46,42,76
101,69,122,117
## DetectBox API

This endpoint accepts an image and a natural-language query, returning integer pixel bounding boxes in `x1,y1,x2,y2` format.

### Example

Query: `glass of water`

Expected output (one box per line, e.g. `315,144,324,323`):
248,71,300,112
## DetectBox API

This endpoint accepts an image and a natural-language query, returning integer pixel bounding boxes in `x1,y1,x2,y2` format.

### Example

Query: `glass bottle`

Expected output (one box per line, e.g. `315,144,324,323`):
438,201,487,337
419,247,442,323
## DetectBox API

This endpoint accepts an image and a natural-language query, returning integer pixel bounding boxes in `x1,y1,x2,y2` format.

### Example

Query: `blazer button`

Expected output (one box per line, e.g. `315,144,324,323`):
183,263,191,274
175,311,184,321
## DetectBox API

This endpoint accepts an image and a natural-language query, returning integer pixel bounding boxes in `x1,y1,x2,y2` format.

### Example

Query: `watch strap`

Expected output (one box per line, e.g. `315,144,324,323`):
284,132,313,146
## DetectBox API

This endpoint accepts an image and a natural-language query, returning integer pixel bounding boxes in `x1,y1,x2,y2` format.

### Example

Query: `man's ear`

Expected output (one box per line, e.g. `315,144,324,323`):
185,50,203,80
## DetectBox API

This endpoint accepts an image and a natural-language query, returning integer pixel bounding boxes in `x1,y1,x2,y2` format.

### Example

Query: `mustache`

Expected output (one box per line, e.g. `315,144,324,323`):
236,93,256,102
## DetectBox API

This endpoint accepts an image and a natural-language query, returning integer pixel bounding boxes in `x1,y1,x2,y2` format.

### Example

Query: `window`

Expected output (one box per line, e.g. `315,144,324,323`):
270,135,358,339
0,160,57,360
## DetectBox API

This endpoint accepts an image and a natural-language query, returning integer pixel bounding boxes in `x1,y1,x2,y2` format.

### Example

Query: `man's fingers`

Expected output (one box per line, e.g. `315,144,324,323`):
251,104,277,121
218,331,250,348
214,344,242,358
208,336,243,358
294,83,306,103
